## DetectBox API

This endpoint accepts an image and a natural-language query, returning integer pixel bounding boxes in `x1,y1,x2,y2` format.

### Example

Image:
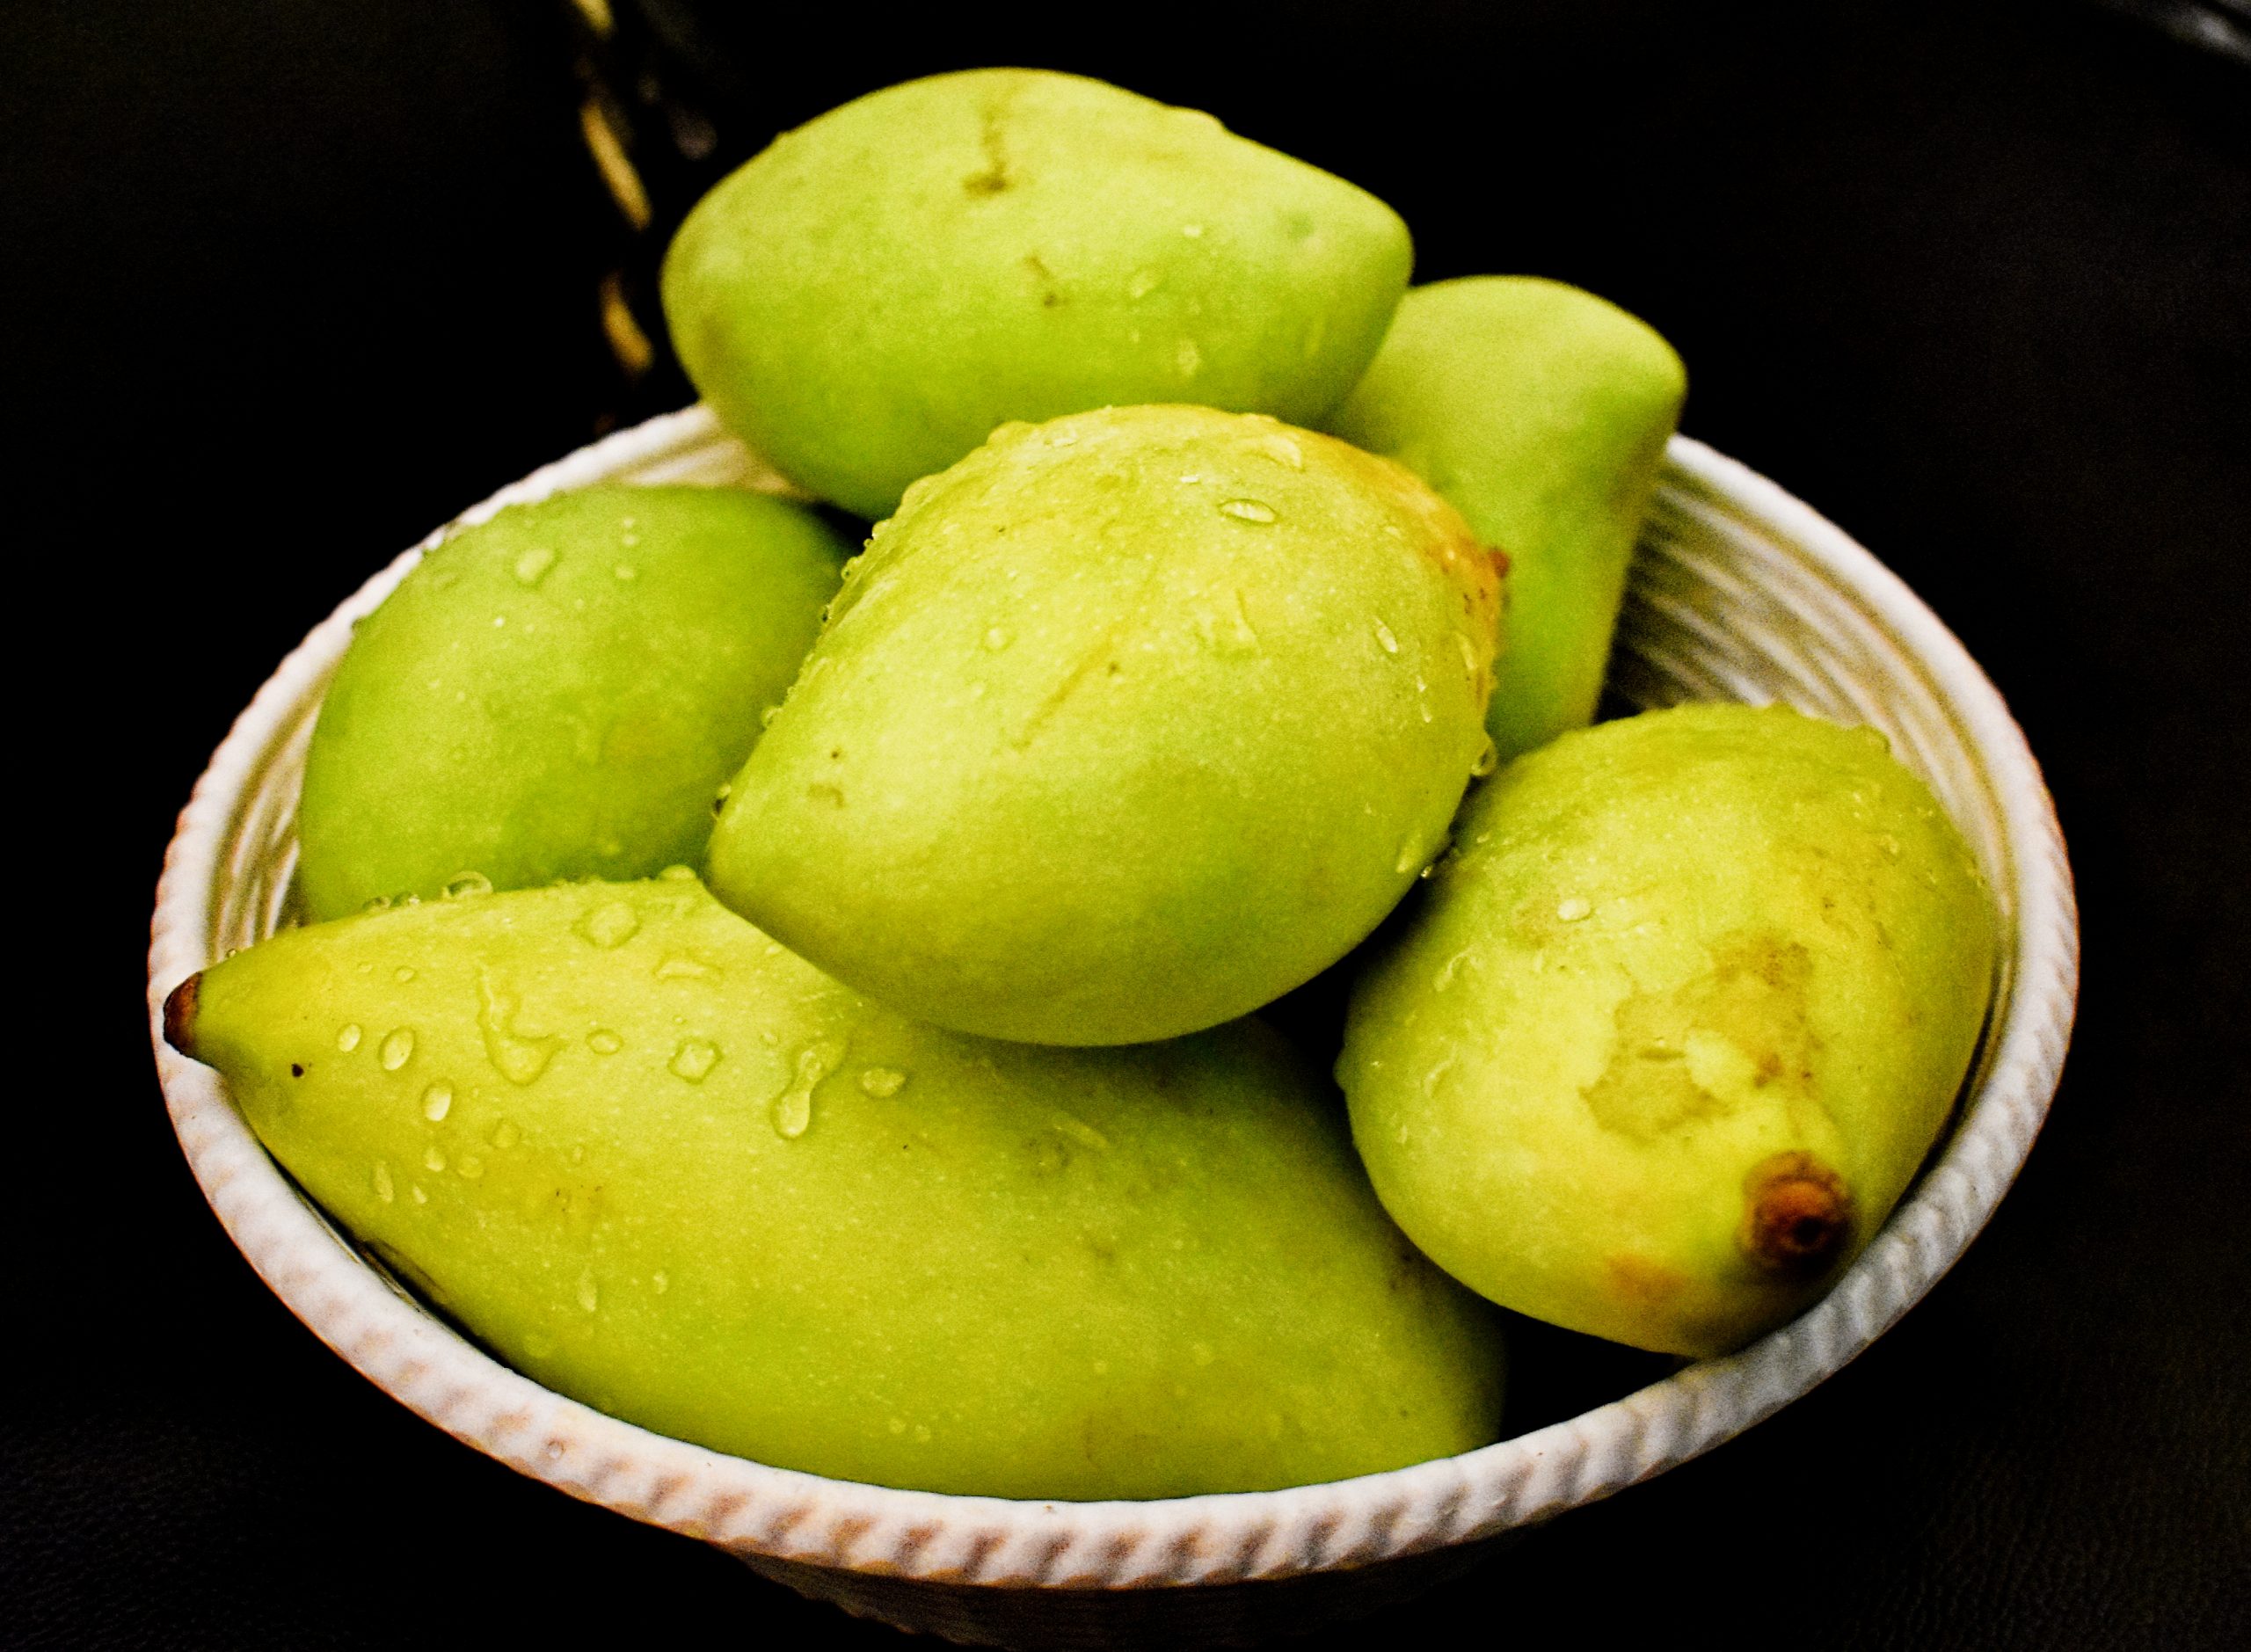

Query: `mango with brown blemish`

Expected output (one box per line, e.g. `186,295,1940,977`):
706,404,1502,1046
164,875,1504,1497
1337,702,1998,1356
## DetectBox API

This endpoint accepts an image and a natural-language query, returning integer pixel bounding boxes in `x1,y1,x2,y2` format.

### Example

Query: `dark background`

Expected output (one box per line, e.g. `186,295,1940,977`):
8,0,2249,1644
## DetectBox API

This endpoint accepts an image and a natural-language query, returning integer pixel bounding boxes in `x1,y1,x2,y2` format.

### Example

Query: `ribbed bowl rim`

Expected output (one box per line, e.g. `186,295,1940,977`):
145,405,2078,1591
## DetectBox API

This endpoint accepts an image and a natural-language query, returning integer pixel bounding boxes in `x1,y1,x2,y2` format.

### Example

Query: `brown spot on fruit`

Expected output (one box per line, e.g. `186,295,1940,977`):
162,973,200,1058
1739,1152,1854,1278
1022,253,1064,308
963,94,1018,196
1581,933,1818,1139
1604,1253,1691,1306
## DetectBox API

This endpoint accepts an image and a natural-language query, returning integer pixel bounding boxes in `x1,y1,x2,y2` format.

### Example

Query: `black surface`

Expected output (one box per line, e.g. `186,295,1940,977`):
9,1,2249,1645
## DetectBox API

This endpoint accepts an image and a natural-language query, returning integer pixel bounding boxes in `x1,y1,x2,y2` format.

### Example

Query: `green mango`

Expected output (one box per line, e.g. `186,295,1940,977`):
296,487,844,921
661,69,1413,518
1339,704,1996,1357
707,404,1503,1047
165,877,1504,1498
1327,278,1686,761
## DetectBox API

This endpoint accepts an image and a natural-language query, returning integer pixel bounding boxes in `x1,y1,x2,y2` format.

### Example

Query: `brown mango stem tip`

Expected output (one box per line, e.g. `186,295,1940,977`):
162,973,201,1059
1740,1152,1855,1280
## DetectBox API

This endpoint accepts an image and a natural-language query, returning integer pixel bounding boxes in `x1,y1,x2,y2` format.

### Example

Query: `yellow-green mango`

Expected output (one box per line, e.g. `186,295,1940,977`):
166,877,1504,1498
1339,704,1997,1357
661,69,1413,517
296,487,844,920
1327,278,1686,761
707,404,1502,1046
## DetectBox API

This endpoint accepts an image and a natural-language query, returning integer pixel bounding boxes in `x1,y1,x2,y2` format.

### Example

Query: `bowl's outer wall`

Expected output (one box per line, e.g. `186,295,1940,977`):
147,407,2077,1641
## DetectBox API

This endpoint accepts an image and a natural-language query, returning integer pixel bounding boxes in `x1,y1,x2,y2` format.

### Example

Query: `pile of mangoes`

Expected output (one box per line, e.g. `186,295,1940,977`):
164,70,1997,1500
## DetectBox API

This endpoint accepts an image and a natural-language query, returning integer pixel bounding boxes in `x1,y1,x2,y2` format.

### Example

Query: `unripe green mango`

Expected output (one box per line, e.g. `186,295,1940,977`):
166,877,1504,1498
1326,278,1686,762
661,69,1414,518
708,404,1503,1047
1339,704,1997,1357
296,487,845,921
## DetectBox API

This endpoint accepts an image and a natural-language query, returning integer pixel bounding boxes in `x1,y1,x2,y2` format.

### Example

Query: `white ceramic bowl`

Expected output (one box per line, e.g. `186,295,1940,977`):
147,406,2077,1648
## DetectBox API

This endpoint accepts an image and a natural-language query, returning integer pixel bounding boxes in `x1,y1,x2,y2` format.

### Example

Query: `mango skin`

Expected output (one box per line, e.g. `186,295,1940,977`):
1339,704,1997,1357
661,69,1414,518
1327,278,1686,761
708,404,1502,1047
296,487,845,921
172,877,1505,1499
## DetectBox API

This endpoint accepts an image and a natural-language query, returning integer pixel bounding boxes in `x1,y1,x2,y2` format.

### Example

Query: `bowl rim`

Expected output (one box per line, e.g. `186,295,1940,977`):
145,404,2079,1591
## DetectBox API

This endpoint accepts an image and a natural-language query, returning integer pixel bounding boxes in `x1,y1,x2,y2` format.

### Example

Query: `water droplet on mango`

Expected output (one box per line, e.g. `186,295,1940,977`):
669,1037,721,1082
1259,433,1305,470
770,1037,844,1139
477,972,565,1085
576,901,640,948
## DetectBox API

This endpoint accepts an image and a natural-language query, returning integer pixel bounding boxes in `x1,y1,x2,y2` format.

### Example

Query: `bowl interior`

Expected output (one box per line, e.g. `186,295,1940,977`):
149,407,2075,1602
